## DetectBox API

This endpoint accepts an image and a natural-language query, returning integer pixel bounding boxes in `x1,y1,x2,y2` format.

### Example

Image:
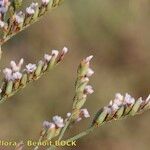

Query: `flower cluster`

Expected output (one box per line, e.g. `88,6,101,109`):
3,58,24,81
14,11,24,24
93,93,150,126
0,47,68,101
73,55,94,110
66,108,90,122
0,0,10,14
67,55,94,124
25,63,37,73
26,2,38,15
0,0,63,44
0,0,10,28
108,93,135,113
42,0,50,5
41,115,65,141
43,115,64,130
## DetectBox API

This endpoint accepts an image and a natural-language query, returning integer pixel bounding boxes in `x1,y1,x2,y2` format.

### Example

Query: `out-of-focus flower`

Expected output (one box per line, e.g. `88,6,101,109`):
44,54,52,62
43,121,55,129
26,2,38,15
80,108,90,118
3,68,12,81
124,93,135,105
62,47,68,54
114,93,124,106
12,72,22,80
52,115,64,128
86,68,94,77
0,20,5,27
85,55,93,63
66,112,71,117
42,0,50,5
52,50,59,57
84,85,94,95
10,58,24,72
0,0,10,14
15,11,24,24
25,63,37,73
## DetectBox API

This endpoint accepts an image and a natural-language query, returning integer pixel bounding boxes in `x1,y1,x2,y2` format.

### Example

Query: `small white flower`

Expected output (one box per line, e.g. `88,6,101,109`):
15,11,24,24
43,121,50,128
12,72,22,80
25,63,37,73
86,68,94,77
77,117,82,122
109,100,113,106
0,20,5,28
115,93,123,101
124,93,135,105
62,47,68,54
81,109,90,118
85,55,93,63
111,103,119,111
0,1,4,6
0,5,8,13
43,121,55,129
52,115,64,128
66,112,71,117
146,95,150,103
52,50,59,57
0,88,2,93
26,3,38,15
31,2,38,7
3,68,12,81
10,58,24,72
42,0,50,4
44,54,52,62
84,85,94,94
0,0,10,13
104,106,112,114
81,77,89,83
26,7,34,15
48,122,55,129
113,93,124,106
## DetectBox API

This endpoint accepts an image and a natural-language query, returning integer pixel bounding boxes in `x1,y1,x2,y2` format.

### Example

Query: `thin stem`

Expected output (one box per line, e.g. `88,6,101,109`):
66,126,96,142
1,0,65,46
46,127,95,150
34,135,44,150
1,13,46,45
58,116,72,141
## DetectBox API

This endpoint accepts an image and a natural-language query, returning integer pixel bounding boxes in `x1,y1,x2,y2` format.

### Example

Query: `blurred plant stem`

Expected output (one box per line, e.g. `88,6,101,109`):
66,126,96,142
58,114,72,141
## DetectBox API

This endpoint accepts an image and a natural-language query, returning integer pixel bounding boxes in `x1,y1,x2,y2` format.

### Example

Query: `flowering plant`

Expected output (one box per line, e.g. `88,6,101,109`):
0,0,150,150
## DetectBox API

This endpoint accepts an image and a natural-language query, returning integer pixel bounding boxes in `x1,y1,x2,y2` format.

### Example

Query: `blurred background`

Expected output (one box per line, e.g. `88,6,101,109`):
0,0,150,149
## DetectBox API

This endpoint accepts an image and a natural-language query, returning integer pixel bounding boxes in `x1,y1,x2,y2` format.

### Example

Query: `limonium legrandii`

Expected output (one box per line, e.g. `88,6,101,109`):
0,0,149,150
0,0,64,45
92,93,150,126
31,54,150,150
0,47,68,103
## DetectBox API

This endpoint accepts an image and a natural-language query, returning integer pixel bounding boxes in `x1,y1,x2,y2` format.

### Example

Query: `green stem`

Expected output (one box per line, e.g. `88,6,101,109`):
47,126,96,150
1,13,45,45
34,136,43,150
58,116,72,141
66,126,96,142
